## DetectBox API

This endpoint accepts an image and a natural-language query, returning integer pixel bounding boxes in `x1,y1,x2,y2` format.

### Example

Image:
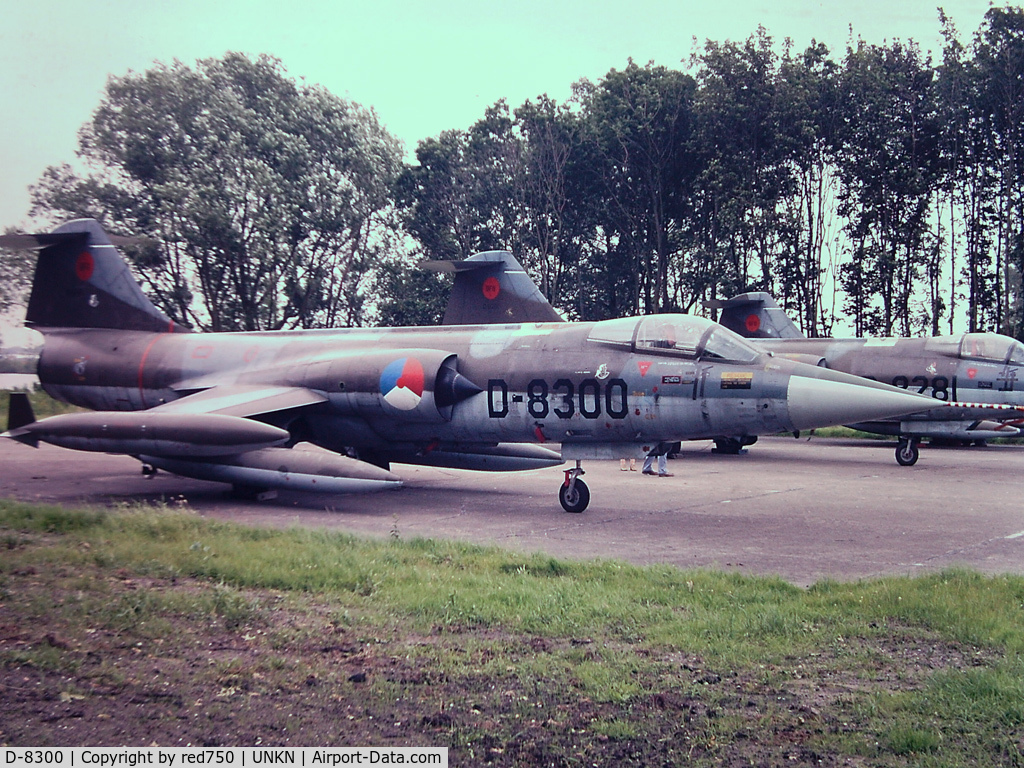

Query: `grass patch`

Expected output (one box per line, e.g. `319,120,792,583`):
1,498,1024,764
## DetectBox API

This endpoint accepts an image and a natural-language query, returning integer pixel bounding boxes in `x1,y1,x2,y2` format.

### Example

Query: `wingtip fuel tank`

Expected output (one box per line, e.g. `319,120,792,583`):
4,411,290,456
141,445,403,494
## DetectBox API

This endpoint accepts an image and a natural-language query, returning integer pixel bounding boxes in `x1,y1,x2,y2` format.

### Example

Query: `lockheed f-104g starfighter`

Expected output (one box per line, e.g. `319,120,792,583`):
712,292,1024,465
2,220,940,511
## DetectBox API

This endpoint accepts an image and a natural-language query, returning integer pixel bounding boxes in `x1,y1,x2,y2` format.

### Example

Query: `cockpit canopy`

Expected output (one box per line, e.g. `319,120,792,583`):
587,314,761,363
924,332,1024,364
959,332,1024,364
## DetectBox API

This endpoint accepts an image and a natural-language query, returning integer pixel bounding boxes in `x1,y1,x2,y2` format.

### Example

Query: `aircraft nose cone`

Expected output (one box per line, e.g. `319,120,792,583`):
786,373,933,432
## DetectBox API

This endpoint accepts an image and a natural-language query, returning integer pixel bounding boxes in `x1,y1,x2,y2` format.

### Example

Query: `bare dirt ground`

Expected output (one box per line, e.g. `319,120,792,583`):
1,539,1002,765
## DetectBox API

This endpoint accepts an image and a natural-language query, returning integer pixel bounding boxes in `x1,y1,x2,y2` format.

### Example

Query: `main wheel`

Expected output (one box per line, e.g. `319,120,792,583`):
713,437,744,454
559,479,590,513
895,438,919,466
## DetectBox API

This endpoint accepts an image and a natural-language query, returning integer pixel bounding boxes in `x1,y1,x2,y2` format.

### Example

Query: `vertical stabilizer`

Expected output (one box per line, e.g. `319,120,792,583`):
0,219,188,333
422,251,563,325
707,292,804,339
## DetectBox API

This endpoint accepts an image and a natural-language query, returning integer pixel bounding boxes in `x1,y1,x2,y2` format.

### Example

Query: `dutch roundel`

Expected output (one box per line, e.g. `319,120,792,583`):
380,357,426,410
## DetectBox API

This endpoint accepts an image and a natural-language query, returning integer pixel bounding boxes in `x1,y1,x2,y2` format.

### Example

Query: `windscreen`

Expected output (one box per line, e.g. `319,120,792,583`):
636,315,709,358
1010,341,1024,365
960,333,1016,363
636,314,762,363
699,327,761,363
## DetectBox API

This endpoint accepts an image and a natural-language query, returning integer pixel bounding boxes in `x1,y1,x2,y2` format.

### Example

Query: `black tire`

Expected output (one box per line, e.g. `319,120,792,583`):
895,438,919,466
559,479,590,513
231,484,277,501
713,437,743,454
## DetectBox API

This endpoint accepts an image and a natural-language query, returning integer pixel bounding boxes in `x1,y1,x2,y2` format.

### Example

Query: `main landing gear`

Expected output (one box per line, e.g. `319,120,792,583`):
712,436,758,455
895,436,920,466
559,460,590,513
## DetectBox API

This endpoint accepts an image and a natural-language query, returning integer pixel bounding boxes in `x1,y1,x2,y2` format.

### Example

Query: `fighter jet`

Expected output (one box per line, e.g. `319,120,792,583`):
710,292,1024,465
2,219,940,512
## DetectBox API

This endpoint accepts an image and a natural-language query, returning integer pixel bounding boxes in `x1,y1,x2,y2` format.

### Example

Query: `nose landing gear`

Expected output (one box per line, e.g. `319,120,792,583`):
559,460,590,513
895,436,920,466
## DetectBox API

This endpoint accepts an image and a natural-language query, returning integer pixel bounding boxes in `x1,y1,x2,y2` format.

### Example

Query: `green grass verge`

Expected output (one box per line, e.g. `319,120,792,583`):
1,498,1023,764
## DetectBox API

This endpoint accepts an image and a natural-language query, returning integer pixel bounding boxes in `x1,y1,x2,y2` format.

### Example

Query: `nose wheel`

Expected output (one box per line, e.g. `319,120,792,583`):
559,461,590,513
895,437,920,466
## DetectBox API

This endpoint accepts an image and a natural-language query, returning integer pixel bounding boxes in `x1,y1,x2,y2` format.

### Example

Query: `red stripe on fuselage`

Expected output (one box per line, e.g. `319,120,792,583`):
137,333,166,409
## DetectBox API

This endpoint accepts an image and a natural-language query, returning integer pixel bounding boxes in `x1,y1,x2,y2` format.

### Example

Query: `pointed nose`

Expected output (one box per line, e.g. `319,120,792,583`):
785,368,934,432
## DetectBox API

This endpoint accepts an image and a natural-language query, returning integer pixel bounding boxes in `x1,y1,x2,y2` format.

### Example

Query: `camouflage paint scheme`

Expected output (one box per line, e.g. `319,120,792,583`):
2,221,940,511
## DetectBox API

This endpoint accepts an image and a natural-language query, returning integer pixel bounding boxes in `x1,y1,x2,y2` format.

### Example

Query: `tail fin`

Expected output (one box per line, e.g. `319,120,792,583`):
421,251,563,325
706,292,804,339
0,219,188,333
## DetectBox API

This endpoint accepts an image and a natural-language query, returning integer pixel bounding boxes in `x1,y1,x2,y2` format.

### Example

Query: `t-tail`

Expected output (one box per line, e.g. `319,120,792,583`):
422,250,563,325
0,218,189,334
706,292,804,340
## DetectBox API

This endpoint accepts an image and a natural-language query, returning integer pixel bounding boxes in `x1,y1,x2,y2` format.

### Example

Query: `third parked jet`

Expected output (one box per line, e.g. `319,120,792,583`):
711,293,1024,465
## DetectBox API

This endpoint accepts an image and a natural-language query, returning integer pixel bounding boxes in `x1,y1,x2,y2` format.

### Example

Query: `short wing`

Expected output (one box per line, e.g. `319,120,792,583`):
852,399,1024,440
140,386,403,491
153,385,328,418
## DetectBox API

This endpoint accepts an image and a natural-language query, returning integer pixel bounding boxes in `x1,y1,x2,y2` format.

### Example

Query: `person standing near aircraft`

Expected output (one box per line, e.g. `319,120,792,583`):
641,444,673,477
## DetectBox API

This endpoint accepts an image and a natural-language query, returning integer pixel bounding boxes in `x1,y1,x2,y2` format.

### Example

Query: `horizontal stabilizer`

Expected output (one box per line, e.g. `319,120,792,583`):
158,385,328,418
0,230,140,251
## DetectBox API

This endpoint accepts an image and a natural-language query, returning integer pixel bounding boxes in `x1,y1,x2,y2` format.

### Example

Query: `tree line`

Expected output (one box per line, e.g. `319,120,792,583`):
22,7,1024,338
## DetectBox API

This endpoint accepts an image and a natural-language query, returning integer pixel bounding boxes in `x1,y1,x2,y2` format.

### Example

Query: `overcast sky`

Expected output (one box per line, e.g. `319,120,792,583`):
0,0,996,231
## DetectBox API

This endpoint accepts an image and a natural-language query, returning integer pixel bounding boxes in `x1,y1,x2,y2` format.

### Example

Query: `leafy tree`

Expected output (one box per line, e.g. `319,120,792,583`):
397,98,590,319
31,53,404,331
513,96,590,316
396,102,523,264
692,29,792,301
972,6,1024,336
575,61,697,317
0,228,35,317
773,41,843,336
370,259,450,327
833,39,942,335
934,11,999,334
